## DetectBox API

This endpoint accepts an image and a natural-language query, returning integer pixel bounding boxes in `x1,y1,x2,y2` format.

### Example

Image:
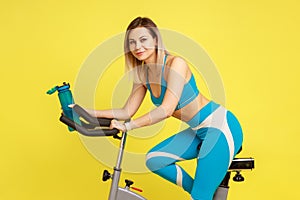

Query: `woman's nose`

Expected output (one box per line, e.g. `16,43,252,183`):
135,41,142,49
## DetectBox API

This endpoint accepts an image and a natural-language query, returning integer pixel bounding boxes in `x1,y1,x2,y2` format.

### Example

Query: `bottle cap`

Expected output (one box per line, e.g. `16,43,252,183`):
46,82,70,94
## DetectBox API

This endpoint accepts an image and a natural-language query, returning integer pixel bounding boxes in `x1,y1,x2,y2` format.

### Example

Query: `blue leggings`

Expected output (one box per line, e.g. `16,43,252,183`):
145,101,243,200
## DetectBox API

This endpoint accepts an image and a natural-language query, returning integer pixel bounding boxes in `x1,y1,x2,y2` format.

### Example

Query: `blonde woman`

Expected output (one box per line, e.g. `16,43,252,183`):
88,17,243,200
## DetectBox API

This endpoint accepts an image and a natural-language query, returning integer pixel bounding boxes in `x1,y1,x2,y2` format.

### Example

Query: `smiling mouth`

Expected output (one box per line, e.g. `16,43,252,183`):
136,52,144,56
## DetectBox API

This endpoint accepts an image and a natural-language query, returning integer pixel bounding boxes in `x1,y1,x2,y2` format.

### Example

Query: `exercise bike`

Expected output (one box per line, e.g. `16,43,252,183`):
48,82,254,200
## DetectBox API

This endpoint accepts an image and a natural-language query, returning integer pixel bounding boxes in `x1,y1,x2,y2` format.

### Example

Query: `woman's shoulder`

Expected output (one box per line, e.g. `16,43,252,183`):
166,55,189,71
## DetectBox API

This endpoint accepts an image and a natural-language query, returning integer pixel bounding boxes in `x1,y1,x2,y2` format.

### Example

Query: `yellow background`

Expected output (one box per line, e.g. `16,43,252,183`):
1,0,300,199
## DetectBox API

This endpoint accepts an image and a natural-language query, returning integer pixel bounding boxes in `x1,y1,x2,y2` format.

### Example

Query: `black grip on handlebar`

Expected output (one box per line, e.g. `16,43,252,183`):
59,114,119,137
72,104,113,127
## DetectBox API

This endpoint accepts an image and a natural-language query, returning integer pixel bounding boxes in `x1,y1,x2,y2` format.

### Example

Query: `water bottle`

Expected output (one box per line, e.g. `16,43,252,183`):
47,82,81,131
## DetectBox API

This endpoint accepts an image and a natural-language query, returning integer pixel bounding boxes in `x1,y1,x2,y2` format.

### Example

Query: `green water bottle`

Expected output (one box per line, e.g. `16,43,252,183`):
47,82,81,131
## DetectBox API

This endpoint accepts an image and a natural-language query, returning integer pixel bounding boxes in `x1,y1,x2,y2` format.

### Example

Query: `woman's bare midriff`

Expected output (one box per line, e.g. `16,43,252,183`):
172,94,210,123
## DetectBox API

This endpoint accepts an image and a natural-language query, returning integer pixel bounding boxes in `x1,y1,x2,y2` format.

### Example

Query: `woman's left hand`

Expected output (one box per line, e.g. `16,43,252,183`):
110,119,126,132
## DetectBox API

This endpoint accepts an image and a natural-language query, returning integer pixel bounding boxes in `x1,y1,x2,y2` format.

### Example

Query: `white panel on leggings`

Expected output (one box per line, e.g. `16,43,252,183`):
191,106,235,167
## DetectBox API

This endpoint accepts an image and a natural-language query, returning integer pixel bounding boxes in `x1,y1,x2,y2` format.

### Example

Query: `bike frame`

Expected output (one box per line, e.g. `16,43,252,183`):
106,130,254,200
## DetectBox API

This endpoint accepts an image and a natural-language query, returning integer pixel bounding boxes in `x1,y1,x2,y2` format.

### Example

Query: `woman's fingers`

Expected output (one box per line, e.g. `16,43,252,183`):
110,119,126,132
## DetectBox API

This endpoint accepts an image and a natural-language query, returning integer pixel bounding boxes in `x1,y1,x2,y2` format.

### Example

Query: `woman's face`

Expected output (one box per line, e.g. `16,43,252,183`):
128,27,157,63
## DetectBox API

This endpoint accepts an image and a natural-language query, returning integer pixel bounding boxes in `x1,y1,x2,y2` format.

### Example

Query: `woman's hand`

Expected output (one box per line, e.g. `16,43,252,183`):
110,119,126,132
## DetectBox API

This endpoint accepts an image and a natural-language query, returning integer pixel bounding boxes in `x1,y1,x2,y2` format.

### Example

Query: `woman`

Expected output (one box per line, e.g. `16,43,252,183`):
87,17,243,200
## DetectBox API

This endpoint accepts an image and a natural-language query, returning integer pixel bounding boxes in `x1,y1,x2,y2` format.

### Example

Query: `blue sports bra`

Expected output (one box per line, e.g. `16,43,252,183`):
145,55,199,110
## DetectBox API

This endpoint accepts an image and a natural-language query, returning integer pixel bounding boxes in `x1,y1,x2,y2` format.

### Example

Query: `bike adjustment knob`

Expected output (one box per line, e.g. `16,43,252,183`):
102,170,111,181
125,179,134,187
233,171,244,182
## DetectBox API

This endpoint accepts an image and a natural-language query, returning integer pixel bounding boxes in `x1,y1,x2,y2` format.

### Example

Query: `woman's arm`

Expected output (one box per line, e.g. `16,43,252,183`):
119,57,189,131
87,83,147,120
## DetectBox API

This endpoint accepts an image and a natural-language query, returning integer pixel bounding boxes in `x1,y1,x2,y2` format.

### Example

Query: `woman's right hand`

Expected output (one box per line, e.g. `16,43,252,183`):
110,119,127,132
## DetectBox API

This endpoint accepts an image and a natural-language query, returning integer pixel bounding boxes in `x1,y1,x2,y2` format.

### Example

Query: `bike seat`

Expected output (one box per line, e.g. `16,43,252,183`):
230,157,254,170
230,146,254,170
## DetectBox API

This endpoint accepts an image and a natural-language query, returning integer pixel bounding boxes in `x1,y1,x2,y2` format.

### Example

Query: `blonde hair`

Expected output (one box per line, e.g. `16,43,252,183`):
124,17,168,83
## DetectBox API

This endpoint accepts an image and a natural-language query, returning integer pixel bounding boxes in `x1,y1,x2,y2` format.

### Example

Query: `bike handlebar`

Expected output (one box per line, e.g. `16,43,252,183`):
59,104,119,137
72,104,112,127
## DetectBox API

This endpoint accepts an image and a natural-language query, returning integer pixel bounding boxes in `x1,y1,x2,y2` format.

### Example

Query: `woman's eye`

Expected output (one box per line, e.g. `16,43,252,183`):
129,40,136,45
140,38,147,42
